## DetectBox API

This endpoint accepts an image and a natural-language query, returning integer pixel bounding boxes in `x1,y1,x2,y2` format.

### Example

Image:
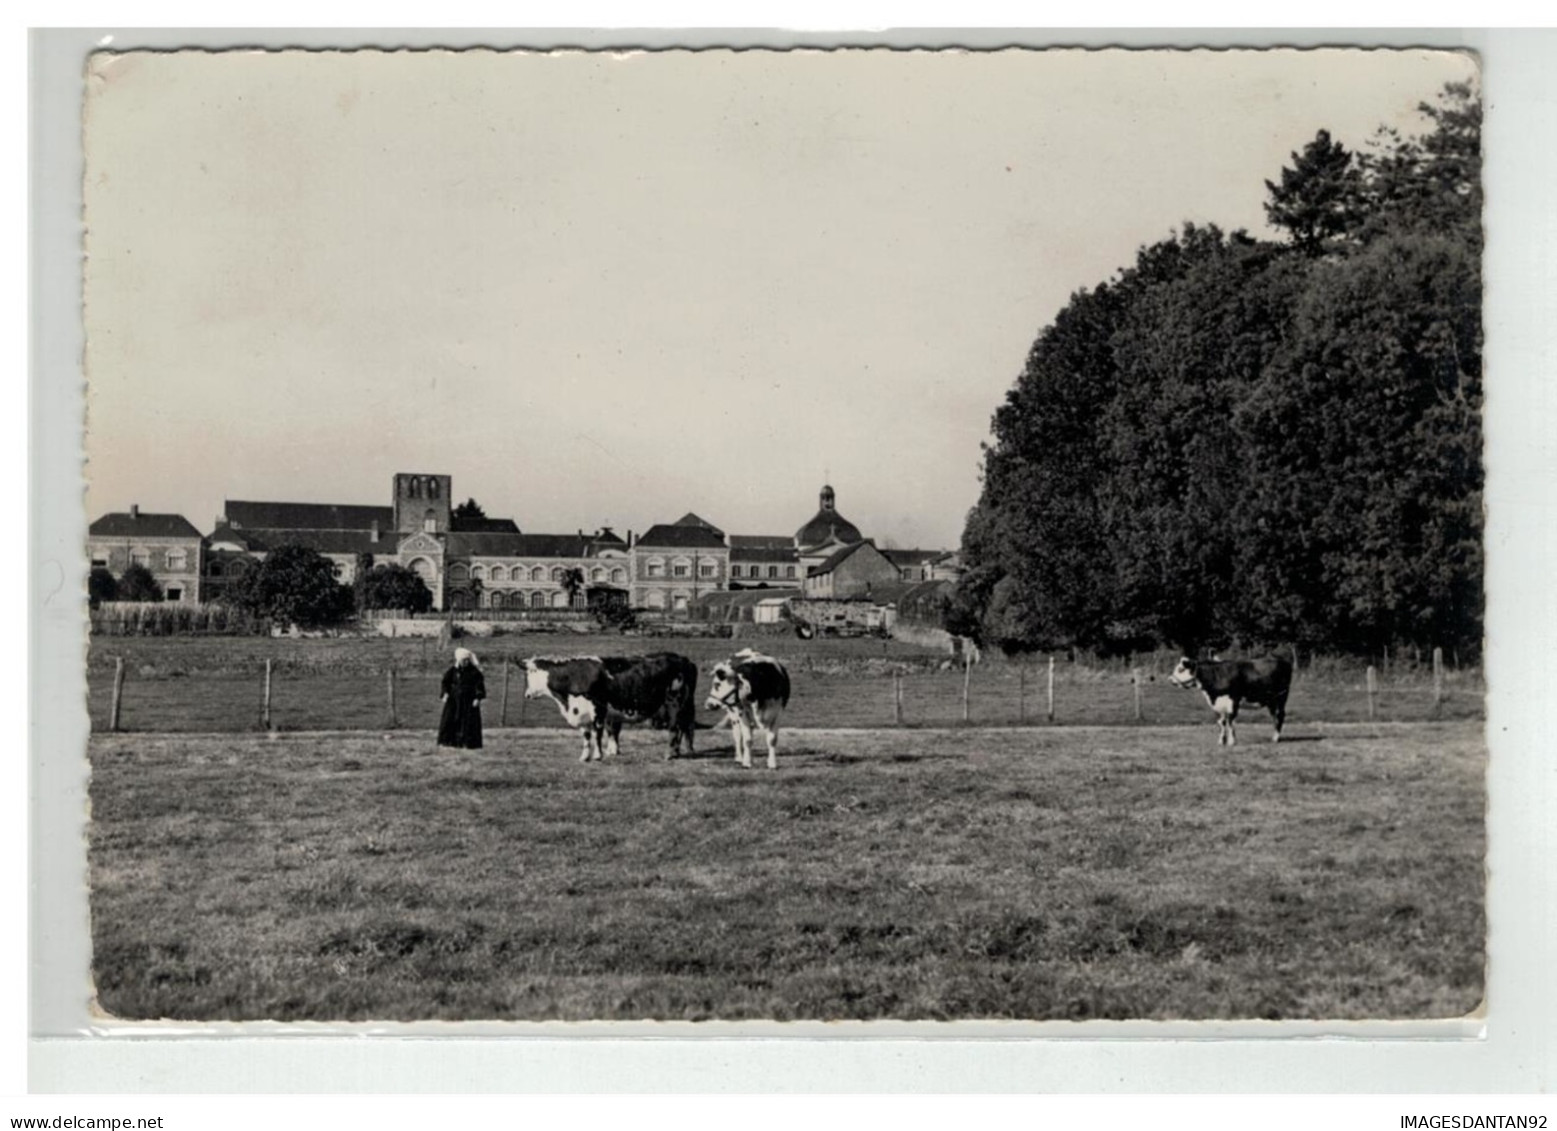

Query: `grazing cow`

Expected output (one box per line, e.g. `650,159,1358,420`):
705,648,791,769
1168,655,1292,746
522,653,698,762
523,656,612,761
599,653,699,759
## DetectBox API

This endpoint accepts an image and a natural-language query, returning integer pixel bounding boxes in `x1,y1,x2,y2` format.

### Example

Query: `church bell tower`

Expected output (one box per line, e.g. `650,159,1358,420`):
392,473,453,534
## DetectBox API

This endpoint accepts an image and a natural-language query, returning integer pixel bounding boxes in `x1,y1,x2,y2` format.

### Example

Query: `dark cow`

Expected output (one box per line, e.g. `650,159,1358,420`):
1168,655,1292,746
523,653,698,762
705,648,791,769
599,653,698,759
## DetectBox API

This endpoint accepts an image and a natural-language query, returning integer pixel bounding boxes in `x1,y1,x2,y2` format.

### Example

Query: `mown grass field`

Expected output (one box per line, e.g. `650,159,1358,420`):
87,633,1483,733
88,720,1485,1022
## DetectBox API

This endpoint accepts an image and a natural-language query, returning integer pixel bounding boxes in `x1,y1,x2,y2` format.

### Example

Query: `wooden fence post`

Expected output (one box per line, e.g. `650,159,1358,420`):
387,668,398,729
1132,668,1142,721
962,653,971,723
262,659,273,731
1290,643,1299,680
1433,647,1444,712
1018,665,1026,724
892,672,902,725
1366,664,1377,721
1046,655,1055,722
501,659,511,727
109,657,125,733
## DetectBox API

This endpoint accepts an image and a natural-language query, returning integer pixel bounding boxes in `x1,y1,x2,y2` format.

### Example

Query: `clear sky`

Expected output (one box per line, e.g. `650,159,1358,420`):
82,47,1475,549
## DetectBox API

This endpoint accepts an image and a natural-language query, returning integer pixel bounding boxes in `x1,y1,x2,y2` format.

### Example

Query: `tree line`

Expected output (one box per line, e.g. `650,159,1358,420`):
90,550,436,627
947,83,1482,660
90,498,503,625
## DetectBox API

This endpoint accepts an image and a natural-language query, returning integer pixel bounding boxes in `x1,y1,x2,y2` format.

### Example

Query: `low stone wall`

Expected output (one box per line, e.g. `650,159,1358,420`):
374,618,448,638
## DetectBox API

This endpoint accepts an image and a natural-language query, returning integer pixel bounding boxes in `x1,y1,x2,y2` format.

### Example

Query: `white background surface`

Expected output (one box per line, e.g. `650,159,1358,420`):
18,12,1557,1116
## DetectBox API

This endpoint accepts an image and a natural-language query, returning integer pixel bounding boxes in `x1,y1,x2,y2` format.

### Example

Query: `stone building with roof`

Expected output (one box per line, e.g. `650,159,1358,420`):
88,507,205,603
728,535,801,590
802,539,901,600
98,474,958,617
630,513,729,612
199,473,626,612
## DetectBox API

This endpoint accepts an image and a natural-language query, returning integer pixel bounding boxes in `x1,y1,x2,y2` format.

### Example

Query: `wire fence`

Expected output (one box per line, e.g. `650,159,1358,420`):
89,651,1484,736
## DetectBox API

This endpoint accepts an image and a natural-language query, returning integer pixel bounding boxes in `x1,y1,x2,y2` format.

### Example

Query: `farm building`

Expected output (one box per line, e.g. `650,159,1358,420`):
691,587,802,624
88,507,205,604
803,540,901,600
882,548,940,582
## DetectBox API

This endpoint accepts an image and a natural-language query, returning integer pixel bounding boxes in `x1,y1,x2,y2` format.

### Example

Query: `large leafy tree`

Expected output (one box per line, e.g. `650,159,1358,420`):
952,83,1481,659
226,544,355,628
453,498,486,520
359,562,434,614
117,563,163,602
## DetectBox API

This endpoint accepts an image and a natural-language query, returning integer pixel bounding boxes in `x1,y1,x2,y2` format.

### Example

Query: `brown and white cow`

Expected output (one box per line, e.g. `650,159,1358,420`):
1168,655,1292,746
705,648,791,770
523,653,698,762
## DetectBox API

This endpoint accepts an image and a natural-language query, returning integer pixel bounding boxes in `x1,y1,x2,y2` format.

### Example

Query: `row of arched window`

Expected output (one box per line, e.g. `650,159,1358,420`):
446,563,628,585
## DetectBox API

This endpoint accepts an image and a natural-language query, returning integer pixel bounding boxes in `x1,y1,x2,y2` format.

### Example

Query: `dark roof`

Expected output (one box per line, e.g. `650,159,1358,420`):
731,543,799,563
450,516,521,534
592,528,627,545
730,534,795,550
205,524,259,551
89,512,203,539
224,500,393,531
881,548,942,567
795,507,863,550
807,540,892,577
444,532,605,559
216,527,390,555
693,587,801,608
673,512,723,534
636,523,728,550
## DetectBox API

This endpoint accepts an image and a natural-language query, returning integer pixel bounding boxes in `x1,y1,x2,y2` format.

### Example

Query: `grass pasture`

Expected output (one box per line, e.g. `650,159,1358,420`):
87,633,1484,734
88,720,1485,1022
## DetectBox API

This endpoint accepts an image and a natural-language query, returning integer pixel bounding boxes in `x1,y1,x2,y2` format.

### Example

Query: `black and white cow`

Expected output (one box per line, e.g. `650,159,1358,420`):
523,653,698,762
705,648,791,770
1168,655,1292,746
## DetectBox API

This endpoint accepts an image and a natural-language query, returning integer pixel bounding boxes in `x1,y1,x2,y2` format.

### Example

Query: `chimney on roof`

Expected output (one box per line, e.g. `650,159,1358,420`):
130,504,139,519
370,519,380,544
628,530,635,548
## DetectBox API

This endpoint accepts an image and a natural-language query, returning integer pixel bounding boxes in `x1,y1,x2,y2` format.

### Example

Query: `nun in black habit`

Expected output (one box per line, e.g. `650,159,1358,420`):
437,647,486,750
